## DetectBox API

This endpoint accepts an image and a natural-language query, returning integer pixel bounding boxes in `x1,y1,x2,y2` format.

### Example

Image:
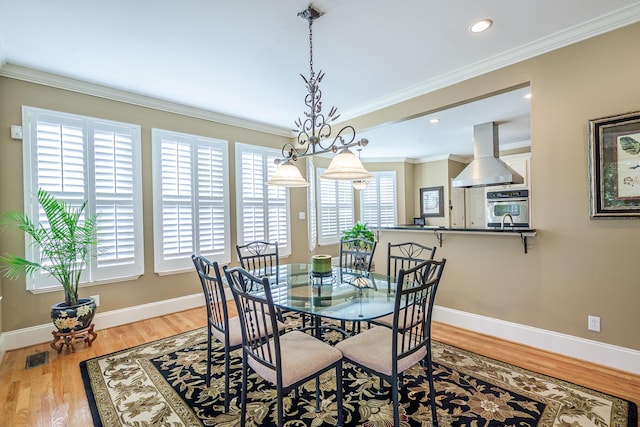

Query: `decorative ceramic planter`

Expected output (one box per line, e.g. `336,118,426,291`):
51,298,97,333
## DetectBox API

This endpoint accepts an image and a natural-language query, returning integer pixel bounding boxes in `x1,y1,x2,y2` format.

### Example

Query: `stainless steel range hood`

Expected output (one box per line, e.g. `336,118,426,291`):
451,122,524,188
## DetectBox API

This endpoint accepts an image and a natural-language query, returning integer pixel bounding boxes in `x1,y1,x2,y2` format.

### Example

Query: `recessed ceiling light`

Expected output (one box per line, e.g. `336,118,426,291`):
524,93,532,99
470,19,493,33
429,118,440,124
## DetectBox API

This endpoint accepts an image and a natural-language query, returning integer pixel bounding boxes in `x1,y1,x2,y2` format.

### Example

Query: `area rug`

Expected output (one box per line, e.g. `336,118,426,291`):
80,323,636,427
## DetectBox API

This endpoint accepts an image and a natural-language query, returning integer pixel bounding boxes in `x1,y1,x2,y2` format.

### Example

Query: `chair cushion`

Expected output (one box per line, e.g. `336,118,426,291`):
371,307,423,330
335,326,427,377
211,313,285,348
248,331,342,388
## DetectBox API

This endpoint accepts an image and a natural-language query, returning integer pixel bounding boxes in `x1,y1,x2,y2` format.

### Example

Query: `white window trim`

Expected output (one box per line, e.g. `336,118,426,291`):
316,167,354,246
360,171,398,227
21,106,144,292
152,129,231,274
235,143,291,257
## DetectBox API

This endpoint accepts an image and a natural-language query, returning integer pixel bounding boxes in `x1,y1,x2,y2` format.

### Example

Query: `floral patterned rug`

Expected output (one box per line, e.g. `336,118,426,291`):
80,322,636,427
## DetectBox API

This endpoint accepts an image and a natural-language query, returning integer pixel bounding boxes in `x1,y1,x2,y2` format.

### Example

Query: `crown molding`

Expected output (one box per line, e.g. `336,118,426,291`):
0,64,294,138
339,4,640,122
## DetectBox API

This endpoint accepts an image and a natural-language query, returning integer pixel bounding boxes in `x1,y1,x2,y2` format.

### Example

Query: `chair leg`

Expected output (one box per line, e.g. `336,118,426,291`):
336,362,344,427
315,377,321,412
392,375,400,427
426,351,439,426
277,388,285,427
206,332,212,387
223,347,230,412
241,358,248,427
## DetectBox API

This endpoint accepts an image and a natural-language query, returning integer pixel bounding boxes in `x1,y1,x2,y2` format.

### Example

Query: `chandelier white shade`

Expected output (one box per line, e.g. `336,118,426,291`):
267,4,372,187
266,162,310,187
352,180,369,190
319,149,373,181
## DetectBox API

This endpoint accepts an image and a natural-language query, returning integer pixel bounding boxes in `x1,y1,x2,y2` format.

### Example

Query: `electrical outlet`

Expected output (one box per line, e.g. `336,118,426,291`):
588,315,600,332
90,295,100,307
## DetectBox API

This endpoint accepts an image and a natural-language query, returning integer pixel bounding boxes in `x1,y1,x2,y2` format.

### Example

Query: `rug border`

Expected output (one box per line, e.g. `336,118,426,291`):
80,328,638,427
79,327,207,427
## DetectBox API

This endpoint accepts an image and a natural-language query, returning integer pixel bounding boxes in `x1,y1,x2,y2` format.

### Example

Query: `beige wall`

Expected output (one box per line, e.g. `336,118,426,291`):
0,79,311,331
414,159,450,227
1,21,640,352
363,22,640,351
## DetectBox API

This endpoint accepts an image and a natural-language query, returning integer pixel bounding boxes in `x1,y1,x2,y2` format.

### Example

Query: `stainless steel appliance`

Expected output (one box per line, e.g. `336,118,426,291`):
486,189,529,228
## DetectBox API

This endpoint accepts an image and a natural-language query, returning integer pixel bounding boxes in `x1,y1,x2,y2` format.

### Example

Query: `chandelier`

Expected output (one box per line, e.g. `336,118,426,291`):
266,4,372,187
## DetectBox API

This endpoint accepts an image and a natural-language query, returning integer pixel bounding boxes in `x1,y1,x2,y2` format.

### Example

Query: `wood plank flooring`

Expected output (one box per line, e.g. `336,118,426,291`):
0,306,638,427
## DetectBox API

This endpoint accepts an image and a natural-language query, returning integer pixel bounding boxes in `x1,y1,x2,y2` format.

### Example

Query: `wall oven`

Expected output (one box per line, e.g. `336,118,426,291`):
486,189,529,228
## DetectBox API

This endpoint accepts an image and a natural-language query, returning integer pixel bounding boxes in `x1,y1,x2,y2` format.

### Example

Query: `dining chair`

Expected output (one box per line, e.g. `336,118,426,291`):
370,241,437,329
235,240,279,274
191,254,285,412
224,266,344,427
335,258,447,427
339,237,377,272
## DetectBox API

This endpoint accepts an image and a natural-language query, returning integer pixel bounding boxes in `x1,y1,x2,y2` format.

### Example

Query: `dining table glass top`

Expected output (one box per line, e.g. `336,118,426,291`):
250,263,397,322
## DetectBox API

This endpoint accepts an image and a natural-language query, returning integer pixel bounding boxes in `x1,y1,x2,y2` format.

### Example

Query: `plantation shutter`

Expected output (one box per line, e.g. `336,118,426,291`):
307,157,317,251
235,144,290,257
317,168,354,245
23,106,144,290
91,121,144,280
361,171,397,227
152,129,230,273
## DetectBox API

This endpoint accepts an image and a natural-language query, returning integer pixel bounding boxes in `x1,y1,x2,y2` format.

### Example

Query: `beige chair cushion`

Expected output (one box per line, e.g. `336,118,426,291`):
248,330,342,388
373,307,423,330
211,313,285,348
335,326,427,377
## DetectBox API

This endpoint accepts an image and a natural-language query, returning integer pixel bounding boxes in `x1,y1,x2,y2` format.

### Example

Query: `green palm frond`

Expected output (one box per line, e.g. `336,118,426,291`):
0,189,99,306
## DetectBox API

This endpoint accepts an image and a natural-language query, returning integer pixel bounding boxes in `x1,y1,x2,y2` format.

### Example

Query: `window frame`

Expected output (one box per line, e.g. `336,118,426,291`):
151,129,231,274
360,171,398,227
316,167,354,246
21,106,144,292
235,143,291,257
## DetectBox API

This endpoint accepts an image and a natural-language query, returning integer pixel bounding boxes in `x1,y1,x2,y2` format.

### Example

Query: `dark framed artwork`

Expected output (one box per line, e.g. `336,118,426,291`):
589,111,640,218
420,186,444,218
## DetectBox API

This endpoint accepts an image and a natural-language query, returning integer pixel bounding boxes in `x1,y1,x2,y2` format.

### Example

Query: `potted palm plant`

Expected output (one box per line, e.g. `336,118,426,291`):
0,189,98,334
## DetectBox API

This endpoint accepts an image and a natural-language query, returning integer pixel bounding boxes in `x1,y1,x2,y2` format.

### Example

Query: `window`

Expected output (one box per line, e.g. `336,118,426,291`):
307,158,317,251
235,143,290,256
22,106,144,290
152,129,230,273
361,171,397,227
317,168,354,245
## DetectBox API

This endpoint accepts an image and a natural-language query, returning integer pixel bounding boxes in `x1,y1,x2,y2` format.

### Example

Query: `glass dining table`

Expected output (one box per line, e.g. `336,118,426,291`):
249,263,398,336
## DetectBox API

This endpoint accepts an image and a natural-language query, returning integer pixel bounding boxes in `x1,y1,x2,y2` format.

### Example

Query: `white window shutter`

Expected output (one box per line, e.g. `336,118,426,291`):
152,129,230,273
22,106,144,290
307,157,317,251
317,168,354,245
235,144,291,257
360,171,397,227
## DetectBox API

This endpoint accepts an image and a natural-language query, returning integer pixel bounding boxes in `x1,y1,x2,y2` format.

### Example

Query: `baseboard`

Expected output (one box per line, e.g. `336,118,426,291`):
2,296,639,375
433,305,640,375
2,293,204,351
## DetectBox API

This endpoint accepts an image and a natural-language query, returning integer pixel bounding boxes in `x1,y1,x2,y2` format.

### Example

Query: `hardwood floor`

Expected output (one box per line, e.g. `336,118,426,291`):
0,307,638,427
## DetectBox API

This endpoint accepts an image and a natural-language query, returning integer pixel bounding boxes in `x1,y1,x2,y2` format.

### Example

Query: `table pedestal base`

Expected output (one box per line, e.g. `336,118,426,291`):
50,324,97,353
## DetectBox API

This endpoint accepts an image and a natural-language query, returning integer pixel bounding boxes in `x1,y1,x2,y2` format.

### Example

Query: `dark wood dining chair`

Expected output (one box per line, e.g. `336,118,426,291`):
224,266,344,427
335,258,446,427
191,254,284,412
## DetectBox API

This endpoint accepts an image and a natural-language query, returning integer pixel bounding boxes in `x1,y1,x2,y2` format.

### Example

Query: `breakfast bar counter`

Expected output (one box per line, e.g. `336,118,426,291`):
374,225,537,253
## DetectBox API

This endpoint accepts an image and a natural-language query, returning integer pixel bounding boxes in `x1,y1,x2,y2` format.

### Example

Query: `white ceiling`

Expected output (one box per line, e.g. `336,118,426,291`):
1,1,640,160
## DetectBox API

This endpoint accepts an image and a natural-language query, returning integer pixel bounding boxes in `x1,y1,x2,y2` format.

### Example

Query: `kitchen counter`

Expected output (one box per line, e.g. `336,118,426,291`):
374,225,537,253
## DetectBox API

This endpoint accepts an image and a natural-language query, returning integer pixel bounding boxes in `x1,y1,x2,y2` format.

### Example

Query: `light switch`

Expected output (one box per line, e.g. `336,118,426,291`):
10,125,23,140
298,211,305,220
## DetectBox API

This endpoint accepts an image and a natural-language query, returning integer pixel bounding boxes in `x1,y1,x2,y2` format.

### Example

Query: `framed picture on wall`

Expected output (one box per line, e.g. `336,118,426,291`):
420,186,444,217
589,111,640,218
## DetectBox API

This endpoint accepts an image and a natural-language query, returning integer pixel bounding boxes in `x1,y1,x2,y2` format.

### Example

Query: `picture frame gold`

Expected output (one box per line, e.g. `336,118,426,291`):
589,111,640,218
